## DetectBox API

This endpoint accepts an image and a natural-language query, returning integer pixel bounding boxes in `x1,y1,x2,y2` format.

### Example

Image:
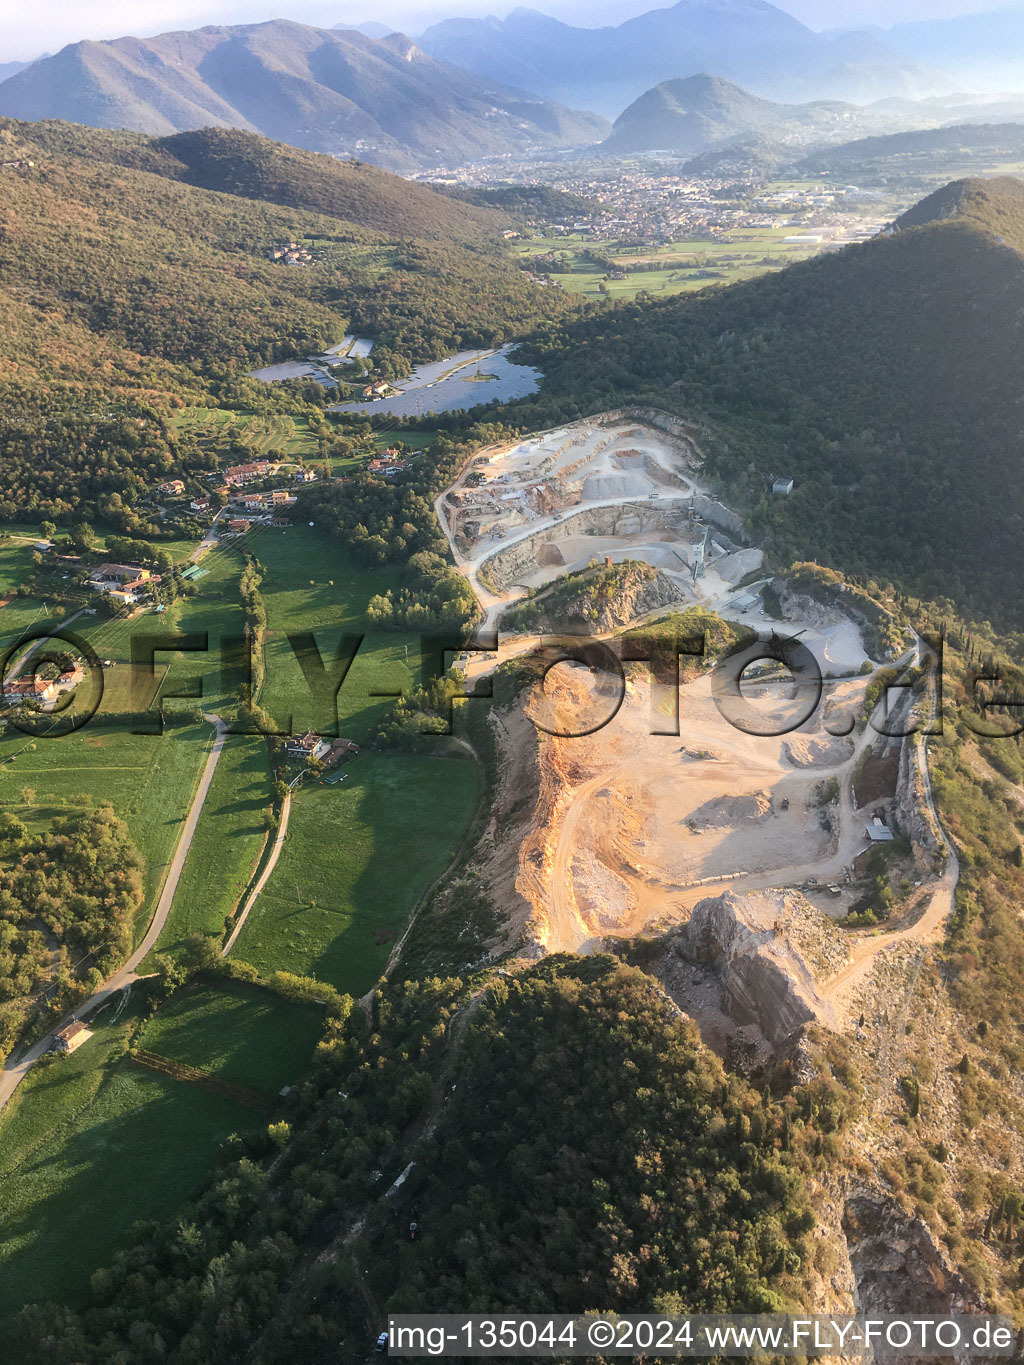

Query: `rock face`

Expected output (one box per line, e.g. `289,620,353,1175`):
483,500,692,592
677,889,849,1049
844,1194,979,1317
895,739,944,866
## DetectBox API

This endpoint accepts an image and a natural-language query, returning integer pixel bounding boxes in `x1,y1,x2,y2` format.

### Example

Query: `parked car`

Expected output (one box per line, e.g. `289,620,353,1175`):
375,1330,388,1354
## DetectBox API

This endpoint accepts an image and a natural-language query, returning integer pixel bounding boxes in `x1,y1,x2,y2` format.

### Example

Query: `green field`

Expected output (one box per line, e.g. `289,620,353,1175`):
138,977,324,1092
147,736,272,962
0,993,257,1317
68,539,245,717
248,524,417,742
234,754,479,994
373,429,436,450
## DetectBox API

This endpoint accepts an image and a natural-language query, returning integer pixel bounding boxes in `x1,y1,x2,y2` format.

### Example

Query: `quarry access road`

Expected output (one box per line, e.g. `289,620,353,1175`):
821,734,958,1020
0,714,228,1116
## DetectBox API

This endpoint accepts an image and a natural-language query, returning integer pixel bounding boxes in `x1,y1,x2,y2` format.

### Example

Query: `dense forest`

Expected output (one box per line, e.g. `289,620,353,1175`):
509,177,1024,630
0,804,144,1065
9,958,821,1361
433,182,601,223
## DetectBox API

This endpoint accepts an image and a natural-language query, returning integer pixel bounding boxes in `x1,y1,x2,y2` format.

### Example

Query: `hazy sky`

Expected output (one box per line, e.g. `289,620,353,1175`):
1,0,1009,60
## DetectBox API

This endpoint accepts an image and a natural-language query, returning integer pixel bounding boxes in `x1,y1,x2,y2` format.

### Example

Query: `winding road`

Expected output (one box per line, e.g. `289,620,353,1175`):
0,714,228,1116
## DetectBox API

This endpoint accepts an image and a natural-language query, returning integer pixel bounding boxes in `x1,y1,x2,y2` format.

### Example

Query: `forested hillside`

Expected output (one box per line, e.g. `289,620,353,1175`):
513,176,1024,629
0,120,572,523
8,959,819,1359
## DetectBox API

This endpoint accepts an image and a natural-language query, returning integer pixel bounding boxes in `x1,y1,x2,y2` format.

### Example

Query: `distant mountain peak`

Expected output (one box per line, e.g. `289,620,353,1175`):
419,0,952,117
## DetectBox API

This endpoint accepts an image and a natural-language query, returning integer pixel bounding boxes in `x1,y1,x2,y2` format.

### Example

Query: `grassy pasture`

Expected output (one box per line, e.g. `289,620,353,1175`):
146,735,272,962
234,754,479,995
138,977,323,1092
247,524,417,742
0,723,211,938
0,993,258,1318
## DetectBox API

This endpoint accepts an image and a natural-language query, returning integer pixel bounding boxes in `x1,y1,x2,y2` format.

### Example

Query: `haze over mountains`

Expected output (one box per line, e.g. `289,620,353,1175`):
418,0,955,117
887,3,1024,89
1,2,1024,171
0,20,608,171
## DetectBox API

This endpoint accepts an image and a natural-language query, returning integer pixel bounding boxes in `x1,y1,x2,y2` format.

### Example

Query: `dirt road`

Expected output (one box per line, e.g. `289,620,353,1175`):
222,788,291,957
0,714,228,1116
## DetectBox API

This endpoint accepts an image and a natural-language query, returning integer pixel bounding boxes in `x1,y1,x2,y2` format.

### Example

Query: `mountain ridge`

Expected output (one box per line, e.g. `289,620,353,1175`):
0,19,609,171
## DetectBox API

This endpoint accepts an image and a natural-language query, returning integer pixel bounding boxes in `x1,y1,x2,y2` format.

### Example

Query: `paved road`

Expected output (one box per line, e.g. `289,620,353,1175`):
222,789,291,957
0,714,228,1115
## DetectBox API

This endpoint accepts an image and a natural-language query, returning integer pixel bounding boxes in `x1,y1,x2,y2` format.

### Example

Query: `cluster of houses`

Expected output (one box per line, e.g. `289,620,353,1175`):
224,460,277,488
241,489,297,513
267,242,314,266
362,379,399,402
366,449,409,479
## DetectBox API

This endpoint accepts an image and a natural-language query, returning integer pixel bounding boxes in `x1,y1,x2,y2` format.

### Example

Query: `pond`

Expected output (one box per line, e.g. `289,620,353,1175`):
326,345,541,418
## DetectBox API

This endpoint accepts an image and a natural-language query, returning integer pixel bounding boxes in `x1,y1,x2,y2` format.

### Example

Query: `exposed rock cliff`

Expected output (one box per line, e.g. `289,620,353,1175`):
675,888,849,1051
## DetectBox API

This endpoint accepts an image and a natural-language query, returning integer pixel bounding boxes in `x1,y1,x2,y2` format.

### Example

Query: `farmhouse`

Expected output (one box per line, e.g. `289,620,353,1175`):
225,519,250,535
362,380,398,401
285,731,331,761
157,479,185,496
190,497,211,513
87,563,155,604
89,563,151,588
3,676,56,705
53,1021,91,1055
294,468,318,483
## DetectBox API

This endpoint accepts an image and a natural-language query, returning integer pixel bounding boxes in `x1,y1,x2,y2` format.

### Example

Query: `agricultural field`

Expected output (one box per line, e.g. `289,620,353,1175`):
0,992,259,1318
138,978,324,1092
234,754,480,995
70,540,246,719
249,524,416,742
513,227,824,300
146,736,272,962
0,541,63,649
372,429,436,451
172,408,321,461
